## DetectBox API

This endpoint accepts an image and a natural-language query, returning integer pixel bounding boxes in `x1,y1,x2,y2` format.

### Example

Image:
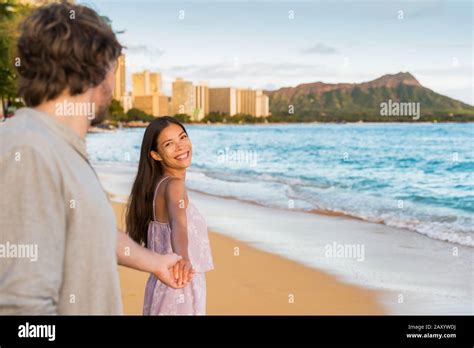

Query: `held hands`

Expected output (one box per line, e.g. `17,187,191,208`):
153,253,194,289
171,258,194,286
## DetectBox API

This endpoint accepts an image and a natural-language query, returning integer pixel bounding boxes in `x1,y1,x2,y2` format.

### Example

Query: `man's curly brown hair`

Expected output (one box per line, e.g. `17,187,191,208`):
16,2,123,106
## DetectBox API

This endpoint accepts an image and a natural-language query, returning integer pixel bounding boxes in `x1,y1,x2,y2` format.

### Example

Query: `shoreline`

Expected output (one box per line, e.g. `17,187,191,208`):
112,201,386,315
90,121,474,133
187,190,473,315
97,162,472,248
97,164,473,314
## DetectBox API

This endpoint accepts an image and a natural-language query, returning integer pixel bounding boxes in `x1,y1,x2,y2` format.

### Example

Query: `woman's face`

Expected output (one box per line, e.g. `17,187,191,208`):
154,123,192,169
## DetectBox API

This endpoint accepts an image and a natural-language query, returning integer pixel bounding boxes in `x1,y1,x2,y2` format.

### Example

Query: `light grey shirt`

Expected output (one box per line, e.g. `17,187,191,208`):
0,108,123,314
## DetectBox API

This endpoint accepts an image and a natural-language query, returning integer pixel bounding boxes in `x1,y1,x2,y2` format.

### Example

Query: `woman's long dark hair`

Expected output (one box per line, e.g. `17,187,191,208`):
126,116,188,246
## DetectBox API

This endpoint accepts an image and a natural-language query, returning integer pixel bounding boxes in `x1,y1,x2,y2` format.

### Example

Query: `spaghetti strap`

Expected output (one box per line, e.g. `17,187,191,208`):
152,176,171,221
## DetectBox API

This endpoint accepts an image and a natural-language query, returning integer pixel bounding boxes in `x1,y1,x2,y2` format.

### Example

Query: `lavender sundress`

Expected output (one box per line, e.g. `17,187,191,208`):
143,176,214,315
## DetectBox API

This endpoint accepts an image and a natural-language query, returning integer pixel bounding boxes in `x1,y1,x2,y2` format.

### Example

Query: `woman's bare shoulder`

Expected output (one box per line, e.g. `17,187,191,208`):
162,177,188,205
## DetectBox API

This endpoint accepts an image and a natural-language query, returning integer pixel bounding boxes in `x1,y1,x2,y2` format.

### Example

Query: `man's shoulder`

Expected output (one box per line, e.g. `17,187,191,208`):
2,107,49,131
0,108,57,153
0,108,57,162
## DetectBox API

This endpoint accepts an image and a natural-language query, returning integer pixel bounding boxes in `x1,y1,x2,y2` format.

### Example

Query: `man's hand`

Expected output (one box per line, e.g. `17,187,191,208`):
153,253,194,288
116,230,193,289
171,259,194,286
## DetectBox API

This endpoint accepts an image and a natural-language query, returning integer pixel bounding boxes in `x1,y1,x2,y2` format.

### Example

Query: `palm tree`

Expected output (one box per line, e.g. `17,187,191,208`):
0,0,31,118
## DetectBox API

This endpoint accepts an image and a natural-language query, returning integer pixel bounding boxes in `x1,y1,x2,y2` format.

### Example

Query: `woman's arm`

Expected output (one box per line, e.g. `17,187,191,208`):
165,177,193,285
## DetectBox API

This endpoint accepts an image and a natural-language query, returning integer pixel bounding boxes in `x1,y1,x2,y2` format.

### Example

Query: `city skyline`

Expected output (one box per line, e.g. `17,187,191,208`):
123,66,270,120
79,0,473,105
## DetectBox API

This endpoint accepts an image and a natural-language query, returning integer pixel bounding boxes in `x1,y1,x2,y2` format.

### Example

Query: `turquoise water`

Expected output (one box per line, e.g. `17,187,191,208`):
87,123,474,246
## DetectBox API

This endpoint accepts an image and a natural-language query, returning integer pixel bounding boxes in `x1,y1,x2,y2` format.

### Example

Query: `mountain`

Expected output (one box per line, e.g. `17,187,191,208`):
265,72,474,122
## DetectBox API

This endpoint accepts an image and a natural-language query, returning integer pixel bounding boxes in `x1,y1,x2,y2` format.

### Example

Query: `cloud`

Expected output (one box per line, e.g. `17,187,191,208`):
413,64,472,77
148,60,371,94
138,59,473,104
124,44,165,57
418,43,470,49
158,61,333,80
301,43,340,55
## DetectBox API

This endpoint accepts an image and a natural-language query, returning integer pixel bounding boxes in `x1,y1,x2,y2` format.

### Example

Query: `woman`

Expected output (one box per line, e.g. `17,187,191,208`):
126,116,214,315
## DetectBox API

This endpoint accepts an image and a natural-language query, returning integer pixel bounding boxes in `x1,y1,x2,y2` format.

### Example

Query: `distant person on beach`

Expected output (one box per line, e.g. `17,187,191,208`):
0,2,193,315
126,117,214,315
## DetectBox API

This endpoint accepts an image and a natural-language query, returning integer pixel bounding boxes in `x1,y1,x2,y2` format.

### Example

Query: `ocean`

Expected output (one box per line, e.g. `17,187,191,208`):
86,122,474,247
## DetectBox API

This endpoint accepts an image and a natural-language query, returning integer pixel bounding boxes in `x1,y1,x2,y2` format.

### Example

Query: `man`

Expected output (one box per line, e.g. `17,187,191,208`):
0,2,192,315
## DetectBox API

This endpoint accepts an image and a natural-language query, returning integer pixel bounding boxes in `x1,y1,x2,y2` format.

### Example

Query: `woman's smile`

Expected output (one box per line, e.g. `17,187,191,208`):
175,151,190,161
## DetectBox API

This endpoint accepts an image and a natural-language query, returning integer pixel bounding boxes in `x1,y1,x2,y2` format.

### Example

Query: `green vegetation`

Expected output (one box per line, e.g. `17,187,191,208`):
126,108,155,122
107,99,127,122
201,112,266,124
268,84,474,122
0,0,32,116
106,102,154,124
174,113,192,123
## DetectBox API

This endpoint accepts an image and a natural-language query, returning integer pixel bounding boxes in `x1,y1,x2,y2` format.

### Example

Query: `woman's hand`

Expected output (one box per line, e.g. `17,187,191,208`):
171,258,194,286
152,253,188,288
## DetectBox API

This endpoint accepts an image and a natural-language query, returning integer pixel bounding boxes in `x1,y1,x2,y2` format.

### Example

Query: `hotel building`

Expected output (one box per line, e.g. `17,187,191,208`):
209,87,237,116
194,82,209,121
172,78,195,116
236,88,270,117
113,55,126,102
132,70,170,116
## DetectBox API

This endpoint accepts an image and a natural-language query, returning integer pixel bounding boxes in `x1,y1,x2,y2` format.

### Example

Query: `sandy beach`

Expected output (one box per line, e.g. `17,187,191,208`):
97,162,473,315
112,201,385,315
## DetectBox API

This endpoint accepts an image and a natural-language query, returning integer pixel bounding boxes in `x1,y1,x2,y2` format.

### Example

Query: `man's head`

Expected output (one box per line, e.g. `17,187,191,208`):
16,2,122,125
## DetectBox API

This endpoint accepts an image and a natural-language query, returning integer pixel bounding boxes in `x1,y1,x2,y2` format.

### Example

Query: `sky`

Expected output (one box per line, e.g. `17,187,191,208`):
78,0,473,104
